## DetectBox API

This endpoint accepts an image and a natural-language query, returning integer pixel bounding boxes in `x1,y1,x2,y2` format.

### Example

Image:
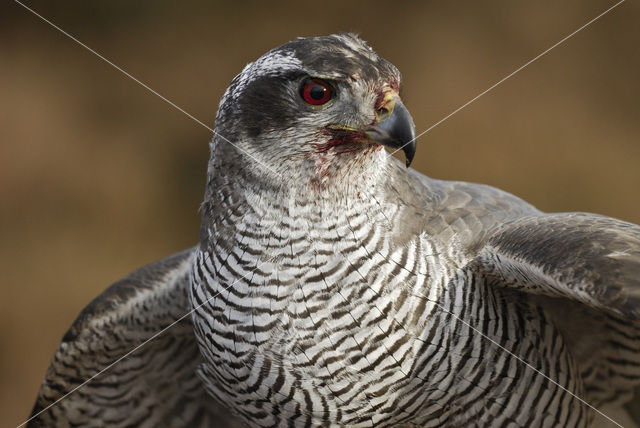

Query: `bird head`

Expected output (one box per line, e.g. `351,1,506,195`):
210,34,416,192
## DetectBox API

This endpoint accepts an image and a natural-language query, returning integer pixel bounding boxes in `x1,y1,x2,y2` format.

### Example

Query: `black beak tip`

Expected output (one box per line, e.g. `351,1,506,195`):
400,121,416,168
402,135,416,168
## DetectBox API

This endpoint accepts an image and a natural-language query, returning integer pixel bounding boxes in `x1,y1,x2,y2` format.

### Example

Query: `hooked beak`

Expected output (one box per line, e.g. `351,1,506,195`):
366,96,416,167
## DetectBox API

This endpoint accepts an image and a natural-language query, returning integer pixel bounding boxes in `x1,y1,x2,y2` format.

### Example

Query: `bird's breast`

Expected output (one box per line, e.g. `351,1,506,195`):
188,206,479,425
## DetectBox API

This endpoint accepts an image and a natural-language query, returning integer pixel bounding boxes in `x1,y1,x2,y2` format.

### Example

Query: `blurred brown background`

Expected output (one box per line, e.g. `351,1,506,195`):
1,1,639,425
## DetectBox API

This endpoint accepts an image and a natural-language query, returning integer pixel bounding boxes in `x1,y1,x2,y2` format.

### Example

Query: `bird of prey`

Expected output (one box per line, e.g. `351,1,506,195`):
30,34,640,428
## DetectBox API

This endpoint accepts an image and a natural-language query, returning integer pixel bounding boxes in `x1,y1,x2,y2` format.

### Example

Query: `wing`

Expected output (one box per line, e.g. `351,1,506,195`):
474,212,640,421
476,212,640,318
28,248,242,428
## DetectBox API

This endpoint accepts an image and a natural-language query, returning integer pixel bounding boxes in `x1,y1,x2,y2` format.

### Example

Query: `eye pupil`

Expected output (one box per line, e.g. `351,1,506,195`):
301,79,332,105
309,85,326,100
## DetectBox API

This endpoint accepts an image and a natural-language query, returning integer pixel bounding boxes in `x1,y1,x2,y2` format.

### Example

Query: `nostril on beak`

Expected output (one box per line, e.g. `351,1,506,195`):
376,106,391,120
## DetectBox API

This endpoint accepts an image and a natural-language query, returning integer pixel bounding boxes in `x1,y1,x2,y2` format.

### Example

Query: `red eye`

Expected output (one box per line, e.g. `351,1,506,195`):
301,79,333,105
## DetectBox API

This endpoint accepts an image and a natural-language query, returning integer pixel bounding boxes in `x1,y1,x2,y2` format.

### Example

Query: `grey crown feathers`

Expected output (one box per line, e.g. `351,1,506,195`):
30,34,640,428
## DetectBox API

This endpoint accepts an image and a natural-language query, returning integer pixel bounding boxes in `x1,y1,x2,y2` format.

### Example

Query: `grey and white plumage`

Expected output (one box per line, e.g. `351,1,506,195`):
30,34,640,427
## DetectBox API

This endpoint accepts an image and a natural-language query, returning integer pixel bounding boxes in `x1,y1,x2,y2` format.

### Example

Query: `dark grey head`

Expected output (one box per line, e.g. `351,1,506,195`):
210,34,416,191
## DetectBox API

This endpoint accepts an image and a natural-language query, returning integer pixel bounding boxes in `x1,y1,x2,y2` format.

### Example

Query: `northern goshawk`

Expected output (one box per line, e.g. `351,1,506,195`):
30,34,640,427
